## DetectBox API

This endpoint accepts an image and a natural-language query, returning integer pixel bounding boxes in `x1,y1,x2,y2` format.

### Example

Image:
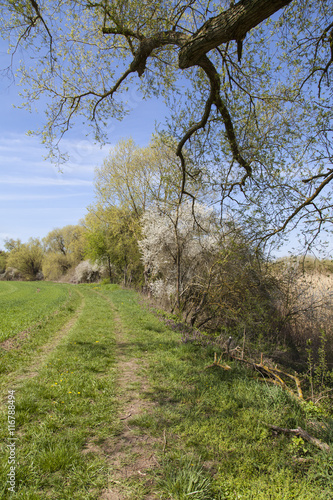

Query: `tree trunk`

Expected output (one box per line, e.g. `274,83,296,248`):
107,255,112,282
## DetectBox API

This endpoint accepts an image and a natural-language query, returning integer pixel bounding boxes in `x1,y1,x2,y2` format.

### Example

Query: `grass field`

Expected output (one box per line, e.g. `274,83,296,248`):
0,281,74,343
0,282,332,499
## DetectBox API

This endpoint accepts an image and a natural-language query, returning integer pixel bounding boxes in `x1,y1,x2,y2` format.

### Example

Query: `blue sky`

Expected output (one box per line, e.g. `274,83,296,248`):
0,40,169,251
0,38,331,258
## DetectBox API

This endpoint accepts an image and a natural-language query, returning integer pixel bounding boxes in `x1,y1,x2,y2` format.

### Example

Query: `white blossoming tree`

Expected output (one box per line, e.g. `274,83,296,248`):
139,200,219,311
140,202,279,336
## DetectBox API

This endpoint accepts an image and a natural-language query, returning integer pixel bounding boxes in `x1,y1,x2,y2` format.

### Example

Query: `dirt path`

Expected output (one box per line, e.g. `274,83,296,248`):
93,293,160,500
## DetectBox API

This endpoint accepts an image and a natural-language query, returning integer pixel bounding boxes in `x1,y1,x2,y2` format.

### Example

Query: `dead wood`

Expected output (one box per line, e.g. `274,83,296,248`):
230,353,303,400
204,352,231,370
208,347,304,400
267,424,330,452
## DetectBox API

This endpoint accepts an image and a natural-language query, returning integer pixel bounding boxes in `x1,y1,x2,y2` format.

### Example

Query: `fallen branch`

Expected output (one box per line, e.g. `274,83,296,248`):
230,353,303,400
120,413,132,420
207,346,304,399
204,352,231,370
266,424,330,452
268,366,303,400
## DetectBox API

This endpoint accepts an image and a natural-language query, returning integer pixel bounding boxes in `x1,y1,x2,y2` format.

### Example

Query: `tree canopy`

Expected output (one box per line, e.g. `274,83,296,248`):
6,238,43,280
1,0,332,249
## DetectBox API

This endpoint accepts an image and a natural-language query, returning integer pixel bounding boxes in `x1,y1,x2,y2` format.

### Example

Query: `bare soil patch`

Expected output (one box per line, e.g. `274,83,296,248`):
0,327,35,351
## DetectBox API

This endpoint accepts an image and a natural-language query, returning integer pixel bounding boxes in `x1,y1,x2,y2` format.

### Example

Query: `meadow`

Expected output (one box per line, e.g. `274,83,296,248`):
0,281,74,343
0,282,332,499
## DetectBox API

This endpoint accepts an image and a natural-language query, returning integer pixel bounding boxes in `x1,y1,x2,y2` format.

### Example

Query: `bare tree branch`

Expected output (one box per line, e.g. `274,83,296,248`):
263,170,333,240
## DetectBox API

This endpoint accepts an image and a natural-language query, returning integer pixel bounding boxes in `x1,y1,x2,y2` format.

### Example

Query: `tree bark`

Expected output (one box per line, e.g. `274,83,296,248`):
178,0,293,68
107,255,112,282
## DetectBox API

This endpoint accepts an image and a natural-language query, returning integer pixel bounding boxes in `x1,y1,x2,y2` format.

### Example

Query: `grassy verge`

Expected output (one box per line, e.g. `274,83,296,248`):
100,286,333,500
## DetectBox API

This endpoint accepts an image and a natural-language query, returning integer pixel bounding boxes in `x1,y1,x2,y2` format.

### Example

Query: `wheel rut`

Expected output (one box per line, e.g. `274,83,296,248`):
1,291,85,395
90,291,160,500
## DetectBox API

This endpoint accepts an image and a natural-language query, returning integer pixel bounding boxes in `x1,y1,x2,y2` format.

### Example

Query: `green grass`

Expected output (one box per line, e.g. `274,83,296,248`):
0,283,82,383
101,286,333,500
0,282,332,499
0,285,119,499
0,281,73,342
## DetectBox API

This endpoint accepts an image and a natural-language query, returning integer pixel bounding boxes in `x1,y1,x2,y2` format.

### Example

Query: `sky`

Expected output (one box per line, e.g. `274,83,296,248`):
0,38,331,259
0,41,169,251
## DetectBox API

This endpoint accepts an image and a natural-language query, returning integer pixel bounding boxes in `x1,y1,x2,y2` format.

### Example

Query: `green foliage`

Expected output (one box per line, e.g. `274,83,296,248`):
42,225,86,280
84,205,143,286
95,136,181,215
42,252,71,281
157,455,213,499
305,332,333,404
0,251,7,273
6,238,43,280
4,238,21,252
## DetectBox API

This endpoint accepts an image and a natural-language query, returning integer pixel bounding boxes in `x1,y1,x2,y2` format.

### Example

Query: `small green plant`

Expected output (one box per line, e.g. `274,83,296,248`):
157,455,213,500
306,338,315,400
290,435,308,456
100,278,111,285
315,331,328,391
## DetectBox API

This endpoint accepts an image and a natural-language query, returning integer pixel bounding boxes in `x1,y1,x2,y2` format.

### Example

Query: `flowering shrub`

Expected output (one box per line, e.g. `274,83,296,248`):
139,200,219,307
73,260,103,283
140,202,279,340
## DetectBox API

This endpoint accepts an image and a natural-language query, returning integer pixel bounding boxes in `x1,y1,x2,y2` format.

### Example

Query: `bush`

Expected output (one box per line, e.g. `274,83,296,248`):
0,267,22,281
182,235,279,342
72,260,103,283
6,239,43,280
0,251,7,274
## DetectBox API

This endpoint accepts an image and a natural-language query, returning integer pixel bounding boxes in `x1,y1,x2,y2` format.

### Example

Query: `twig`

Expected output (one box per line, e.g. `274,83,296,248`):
204,352,231,370
241,327,246,360
266,424,330,452
120,413,132,420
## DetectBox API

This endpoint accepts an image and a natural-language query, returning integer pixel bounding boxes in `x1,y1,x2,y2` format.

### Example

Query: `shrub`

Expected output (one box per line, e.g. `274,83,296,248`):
0,267,22,281
72,260,103,283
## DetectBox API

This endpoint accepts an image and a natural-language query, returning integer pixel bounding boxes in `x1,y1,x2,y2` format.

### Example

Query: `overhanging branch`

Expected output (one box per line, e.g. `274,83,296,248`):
178,0,293,68
263,170,333,240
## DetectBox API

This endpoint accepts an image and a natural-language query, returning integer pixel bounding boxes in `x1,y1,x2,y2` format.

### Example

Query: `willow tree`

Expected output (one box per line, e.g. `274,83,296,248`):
42,225,86,279
1,0,332,248
84,205,143,286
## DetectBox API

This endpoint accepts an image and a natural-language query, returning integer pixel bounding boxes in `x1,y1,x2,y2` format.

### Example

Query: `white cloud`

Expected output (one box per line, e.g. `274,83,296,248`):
0,133,111,171
0,175,92,186
0,192,90,201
